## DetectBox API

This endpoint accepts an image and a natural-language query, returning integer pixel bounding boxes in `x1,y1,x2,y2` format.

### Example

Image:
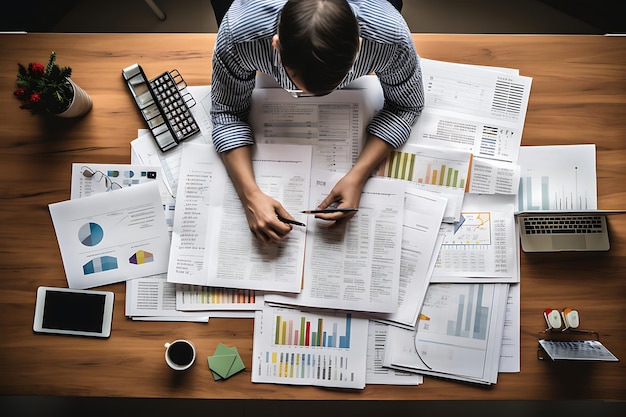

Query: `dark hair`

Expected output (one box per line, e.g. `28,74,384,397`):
278,0,359,95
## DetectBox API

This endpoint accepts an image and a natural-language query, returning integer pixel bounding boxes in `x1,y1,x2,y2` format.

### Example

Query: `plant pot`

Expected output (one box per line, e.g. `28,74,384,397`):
55,78,92,118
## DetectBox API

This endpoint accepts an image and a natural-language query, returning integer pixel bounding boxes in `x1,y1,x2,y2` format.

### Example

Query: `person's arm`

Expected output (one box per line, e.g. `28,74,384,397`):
220,145,294,243
211,26,297,243
316,30,424,226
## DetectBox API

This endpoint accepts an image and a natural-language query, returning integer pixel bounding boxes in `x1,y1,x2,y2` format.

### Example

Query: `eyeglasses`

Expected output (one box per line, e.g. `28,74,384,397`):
81,166,123,191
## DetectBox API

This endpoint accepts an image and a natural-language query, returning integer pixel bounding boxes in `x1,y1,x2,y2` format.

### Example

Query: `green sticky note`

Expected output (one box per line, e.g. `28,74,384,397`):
208,343,245,380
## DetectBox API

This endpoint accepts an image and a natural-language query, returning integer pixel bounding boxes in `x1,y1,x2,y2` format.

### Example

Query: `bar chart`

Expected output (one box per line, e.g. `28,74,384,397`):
517,173,592,211
378,149,470,190
253,307,369,388
516,144,597,211
274,312,352,349
419,283,492,341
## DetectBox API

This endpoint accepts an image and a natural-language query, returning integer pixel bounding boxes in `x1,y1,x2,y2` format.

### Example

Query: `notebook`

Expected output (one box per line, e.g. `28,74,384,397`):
515,144,625,252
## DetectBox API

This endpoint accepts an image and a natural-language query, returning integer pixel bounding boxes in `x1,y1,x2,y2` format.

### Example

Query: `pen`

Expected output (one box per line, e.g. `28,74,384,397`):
301,208,359,214
277,215,305,227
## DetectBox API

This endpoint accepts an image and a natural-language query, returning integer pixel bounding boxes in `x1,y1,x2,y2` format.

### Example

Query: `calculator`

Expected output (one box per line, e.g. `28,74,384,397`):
122,63,200,152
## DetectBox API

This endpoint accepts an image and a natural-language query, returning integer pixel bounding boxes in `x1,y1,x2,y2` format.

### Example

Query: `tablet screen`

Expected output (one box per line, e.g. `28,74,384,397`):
34,286,114,337
42,290,106,333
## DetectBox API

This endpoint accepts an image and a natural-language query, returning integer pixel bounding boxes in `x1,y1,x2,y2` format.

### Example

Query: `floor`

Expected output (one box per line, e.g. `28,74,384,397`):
2,0,619,34
2,1,624,416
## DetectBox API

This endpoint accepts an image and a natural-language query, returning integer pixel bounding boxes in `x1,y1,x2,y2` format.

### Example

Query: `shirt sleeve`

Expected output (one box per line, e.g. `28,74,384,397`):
367,37,424,149
210,25,257,153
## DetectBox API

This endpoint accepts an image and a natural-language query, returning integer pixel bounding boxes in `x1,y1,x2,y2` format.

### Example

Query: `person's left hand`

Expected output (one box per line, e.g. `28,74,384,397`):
314,171,363,228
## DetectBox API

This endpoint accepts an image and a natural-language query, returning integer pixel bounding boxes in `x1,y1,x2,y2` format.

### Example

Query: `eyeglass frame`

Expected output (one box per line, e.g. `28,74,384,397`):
80,166,123,191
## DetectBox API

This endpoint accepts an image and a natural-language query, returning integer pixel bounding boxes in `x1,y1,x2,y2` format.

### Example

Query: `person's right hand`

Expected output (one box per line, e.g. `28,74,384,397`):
242,188,295,244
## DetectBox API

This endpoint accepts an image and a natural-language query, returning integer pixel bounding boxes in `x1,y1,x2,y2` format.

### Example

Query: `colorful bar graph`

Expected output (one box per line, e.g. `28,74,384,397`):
420,163,465,188
377,150,468,189
274,314,352,348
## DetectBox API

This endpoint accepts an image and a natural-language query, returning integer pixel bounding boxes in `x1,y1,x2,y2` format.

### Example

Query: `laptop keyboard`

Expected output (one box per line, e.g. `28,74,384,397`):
523,216,604,234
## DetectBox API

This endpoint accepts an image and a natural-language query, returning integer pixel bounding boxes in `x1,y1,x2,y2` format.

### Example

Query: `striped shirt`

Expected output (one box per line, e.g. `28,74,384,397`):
211,0,424,153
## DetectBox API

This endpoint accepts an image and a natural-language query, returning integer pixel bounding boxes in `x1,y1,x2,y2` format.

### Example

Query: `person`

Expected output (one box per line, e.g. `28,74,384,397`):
211,0,423,244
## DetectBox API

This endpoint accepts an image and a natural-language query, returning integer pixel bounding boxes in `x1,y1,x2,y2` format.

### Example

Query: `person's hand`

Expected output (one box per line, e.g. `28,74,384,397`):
242,188,295,244
314,171,363,228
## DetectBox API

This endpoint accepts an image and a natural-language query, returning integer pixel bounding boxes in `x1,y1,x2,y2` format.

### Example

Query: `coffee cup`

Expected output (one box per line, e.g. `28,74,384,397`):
164,339,196,371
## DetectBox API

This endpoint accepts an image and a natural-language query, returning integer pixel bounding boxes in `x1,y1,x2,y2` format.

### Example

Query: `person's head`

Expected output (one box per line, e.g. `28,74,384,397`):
273,0,360,96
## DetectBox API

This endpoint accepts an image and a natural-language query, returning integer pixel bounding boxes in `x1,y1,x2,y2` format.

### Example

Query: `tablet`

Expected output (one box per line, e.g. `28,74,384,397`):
33,286,114,338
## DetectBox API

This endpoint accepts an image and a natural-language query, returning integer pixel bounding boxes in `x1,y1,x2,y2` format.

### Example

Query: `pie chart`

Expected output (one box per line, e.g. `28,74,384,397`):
78,222,104,246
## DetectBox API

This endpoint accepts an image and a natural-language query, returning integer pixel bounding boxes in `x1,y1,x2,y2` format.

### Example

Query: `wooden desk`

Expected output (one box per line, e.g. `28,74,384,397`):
0,33,624,401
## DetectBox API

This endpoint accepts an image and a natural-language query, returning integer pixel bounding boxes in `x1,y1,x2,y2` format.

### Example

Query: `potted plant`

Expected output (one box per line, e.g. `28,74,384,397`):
14,51,92,117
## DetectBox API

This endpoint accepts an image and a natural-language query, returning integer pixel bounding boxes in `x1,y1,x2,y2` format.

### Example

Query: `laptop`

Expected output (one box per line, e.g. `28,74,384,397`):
515,144,625,252
516,210,624,252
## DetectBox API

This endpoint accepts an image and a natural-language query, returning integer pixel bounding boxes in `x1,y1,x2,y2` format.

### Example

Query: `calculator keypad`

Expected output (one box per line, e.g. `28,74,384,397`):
149,72,200,142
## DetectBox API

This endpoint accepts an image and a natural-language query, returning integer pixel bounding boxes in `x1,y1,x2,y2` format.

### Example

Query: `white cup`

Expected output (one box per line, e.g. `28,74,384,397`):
164,339,196,371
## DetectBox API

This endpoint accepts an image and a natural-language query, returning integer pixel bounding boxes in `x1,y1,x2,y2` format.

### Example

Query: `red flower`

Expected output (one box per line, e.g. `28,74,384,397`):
30,63,45,77
29,93,42,103
13,88,26,98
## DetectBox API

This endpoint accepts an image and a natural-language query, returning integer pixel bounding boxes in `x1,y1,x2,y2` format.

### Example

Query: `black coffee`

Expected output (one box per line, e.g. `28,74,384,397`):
168,341,194,365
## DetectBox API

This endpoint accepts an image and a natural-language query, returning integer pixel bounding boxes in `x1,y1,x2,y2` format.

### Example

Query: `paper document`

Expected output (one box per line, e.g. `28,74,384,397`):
384,282,509,385
468,157,520,195
366,320,422,385
70,163,175,231
252,305,369,389
49,181,171,289
265,173,406,313
432,194,518,281
176,285,264,311
131,85,213,199
125,274,209,322
409,58,532,163
381,185,447,327
168,142,310,293
377,143,470,222
516,144,597,211
250,81,376,173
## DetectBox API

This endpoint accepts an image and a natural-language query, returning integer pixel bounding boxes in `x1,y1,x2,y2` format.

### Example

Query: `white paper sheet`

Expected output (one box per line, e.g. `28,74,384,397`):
131,85,213,199
176,284,265,311
249,88,369,173
124,273,209,322
366,320,423,385
380,185,447,327
384,282,509,385
70,163,175,231
252,305,369,389
265,173,406,313
409,58,532,164
49,181,171,289
376,143,470,223
516,144,597,211
468,156,521,195
167,142,311,293
431,194,519,282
